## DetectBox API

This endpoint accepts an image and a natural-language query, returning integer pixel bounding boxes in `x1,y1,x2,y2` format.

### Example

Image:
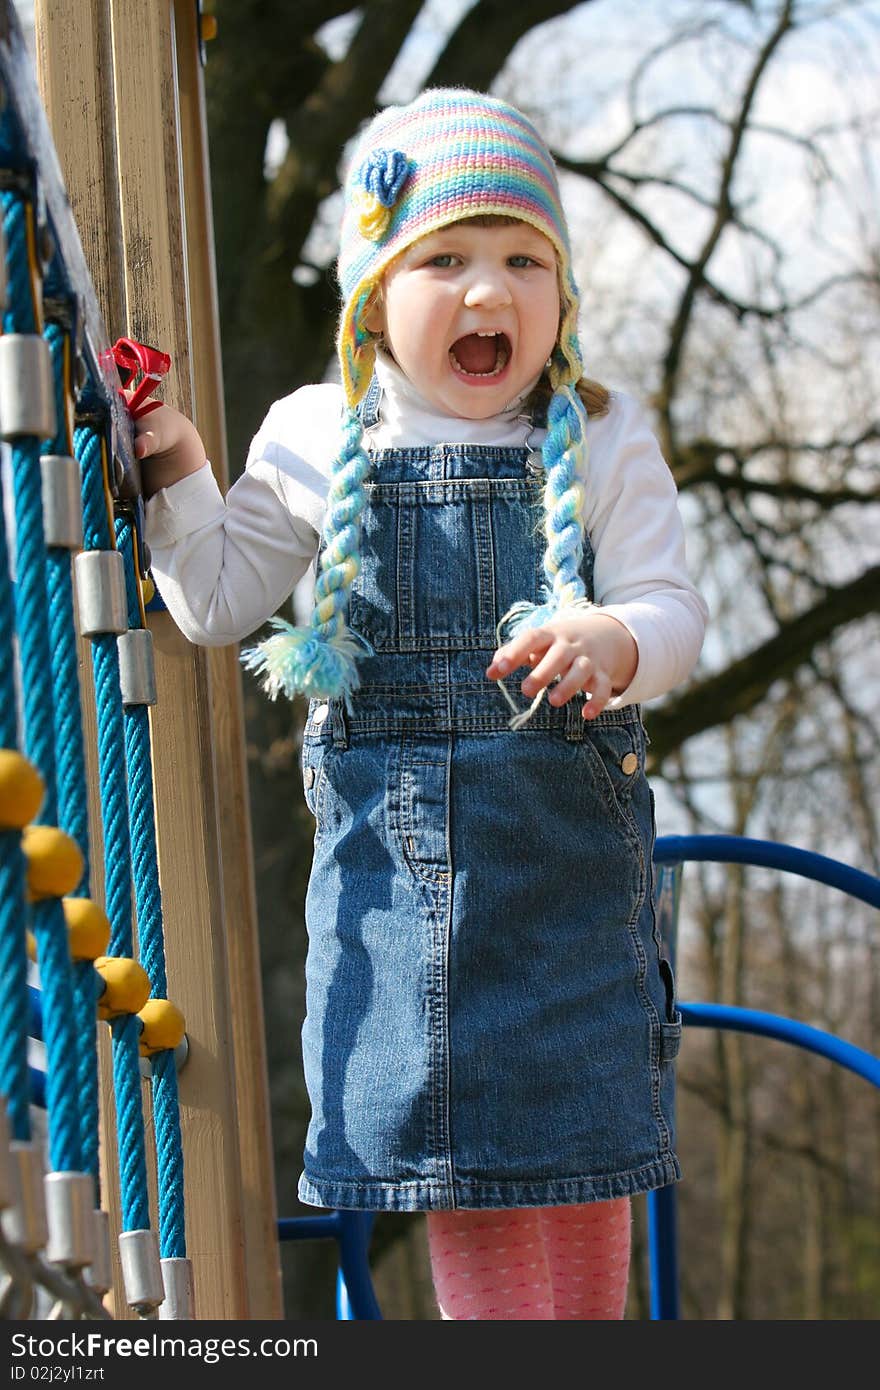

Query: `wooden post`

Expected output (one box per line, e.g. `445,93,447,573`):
172,5,283,1321
33,0,282,1319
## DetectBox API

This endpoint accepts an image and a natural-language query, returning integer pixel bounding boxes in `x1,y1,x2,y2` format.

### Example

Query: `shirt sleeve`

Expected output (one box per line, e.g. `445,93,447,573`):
144,384,341,646
583,393,709,707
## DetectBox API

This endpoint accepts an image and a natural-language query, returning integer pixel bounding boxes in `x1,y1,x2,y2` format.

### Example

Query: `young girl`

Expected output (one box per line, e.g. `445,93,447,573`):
139,87,708,1320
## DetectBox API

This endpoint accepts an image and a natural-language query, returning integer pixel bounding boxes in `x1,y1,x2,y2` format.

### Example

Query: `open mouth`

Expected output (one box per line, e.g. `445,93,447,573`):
449,331,511,379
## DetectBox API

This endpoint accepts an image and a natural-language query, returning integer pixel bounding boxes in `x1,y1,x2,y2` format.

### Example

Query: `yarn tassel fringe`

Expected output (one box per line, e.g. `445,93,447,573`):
492,593,595,731
241,617,374,702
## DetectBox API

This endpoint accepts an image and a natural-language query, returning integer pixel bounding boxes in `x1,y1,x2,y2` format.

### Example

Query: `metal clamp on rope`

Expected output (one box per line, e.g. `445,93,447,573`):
85,1209,112,1297
74,550,127,637
118,628,157,706
0,334,56,439
40,455,83,549
159,1258,195,1321
44,1172,95,1271
118,1229,164,1316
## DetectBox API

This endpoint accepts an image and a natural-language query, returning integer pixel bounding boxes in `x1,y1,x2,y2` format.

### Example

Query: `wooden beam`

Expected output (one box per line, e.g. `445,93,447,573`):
33,0,281,1320
172,2,283,1319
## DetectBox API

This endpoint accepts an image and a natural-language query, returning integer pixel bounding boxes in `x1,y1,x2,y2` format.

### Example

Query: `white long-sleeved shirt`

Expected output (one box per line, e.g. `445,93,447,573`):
145,351,708,707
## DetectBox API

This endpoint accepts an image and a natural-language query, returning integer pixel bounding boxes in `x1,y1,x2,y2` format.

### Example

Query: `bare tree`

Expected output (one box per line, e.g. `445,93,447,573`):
205,0,880,1317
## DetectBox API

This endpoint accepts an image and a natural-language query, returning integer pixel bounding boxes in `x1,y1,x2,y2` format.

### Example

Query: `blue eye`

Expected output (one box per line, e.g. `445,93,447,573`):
429,254,457,268
508,255,536,268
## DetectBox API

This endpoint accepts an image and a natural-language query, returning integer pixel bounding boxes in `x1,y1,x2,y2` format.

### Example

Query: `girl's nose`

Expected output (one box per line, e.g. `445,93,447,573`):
463,269,512,310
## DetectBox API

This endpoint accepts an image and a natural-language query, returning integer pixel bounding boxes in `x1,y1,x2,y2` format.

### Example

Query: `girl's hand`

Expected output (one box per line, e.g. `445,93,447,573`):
485,610,638,720
130,399,207,497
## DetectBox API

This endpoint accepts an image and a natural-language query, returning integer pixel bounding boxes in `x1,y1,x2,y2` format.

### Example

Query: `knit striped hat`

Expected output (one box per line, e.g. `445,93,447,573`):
243,88,592,722
337,87,584,405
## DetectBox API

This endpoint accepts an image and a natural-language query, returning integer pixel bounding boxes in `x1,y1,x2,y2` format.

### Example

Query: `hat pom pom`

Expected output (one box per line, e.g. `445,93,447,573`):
357,195,393,241
356,148,411,241
241,617,372,701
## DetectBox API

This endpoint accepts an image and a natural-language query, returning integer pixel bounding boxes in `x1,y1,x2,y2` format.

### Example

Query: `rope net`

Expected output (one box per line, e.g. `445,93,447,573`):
0,10,191,1321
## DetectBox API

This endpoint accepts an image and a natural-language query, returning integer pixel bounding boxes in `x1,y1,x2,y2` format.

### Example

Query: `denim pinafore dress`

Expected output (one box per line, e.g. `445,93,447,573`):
298,381,682,1212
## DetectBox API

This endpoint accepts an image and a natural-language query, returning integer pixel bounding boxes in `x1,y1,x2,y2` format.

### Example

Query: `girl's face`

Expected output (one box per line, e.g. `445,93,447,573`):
365,221,561,419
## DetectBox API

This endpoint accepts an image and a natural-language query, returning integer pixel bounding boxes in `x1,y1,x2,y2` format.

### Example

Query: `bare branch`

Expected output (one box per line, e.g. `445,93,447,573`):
425,0,587,91
646,565,880,766
658,0,797,441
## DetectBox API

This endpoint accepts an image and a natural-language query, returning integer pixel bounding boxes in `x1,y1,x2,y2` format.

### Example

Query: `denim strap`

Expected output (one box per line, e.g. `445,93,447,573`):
358,375,383,429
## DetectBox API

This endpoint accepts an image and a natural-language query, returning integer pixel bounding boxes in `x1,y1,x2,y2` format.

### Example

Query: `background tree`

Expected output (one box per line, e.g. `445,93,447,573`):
205,0,880,1318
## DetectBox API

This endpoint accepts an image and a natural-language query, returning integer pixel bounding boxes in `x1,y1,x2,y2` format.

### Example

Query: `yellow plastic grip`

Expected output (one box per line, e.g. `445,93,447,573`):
63,898,111,962
94,956,151,1019
22,824,83,900
0,750,45,828
137,998,186,1056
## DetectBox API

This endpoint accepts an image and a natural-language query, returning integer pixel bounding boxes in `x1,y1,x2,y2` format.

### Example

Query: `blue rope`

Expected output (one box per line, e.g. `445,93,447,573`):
115,517,186,1258
73,423,150,1234
43,322,90,894
0,825,30,1141
75,424,112,553
0,419,31,1142
110,1013,149,1232
115,521,165,993
43,320,101,1195
92,643,132,954
3,189,81,1174
74,427,131,954
72,963,100,1197
0,460,20,756
152,1050,185,1259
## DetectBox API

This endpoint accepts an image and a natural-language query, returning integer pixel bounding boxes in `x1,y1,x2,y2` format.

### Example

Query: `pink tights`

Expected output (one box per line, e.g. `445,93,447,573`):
425,1198,631,1320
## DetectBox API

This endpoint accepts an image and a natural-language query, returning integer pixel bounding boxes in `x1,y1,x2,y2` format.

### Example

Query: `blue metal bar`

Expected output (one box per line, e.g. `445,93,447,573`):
336,1267,354,1320
278,1213,342,1241
645,837,879,1320
646,1001,880,1318
655,835,880,910
29,1065,46,1109
336,1212,382,1320
28,985,42,1041
680,1002,880,1088
277,1210,382,1319
647,1186,679,1320
654,860,683,969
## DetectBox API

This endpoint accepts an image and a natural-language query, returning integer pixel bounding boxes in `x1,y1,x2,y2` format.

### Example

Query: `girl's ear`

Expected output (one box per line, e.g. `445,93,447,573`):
362,286,384,334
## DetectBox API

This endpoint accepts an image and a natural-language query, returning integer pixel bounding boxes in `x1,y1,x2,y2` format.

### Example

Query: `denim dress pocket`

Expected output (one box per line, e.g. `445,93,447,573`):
301,745,328,827
581,715,645,825
302,697,338,833
658,957,682,1061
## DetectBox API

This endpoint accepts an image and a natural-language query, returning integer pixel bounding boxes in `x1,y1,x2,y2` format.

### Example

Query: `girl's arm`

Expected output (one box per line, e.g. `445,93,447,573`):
138,394,332,646
487,393,708,719
486,609,638,721
134,402,207,494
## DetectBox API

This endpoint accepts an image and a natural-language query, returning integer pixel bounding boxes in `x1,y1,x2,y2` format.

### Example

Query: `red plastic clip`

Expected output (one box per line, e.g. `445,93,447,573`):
112,337,172,419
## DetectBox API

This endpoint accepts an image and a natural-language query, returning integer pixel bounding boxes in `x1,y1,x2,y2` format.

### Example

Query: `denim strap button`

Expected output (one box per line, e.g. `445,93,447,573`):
621,752,639,775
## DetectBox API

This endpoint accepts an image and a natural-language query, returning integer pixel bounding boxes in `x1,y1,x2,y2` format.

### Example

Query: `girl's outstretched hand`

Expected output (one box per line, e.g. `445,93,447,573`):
129,399,207,497
486,610,638,720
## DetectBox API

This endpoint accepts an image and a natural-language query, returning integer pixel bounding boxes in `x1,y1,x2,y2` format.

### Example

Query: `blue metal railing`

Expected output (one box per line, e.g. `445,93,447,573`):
278,834,880,1318
278,1212,381,1320
648,834,880,1319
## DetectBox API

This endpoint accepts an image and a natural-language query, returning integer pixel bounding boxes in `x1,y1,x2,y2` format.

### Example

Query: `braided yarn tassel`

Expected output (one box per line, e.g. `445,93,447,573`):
241,407,373,701
495,384,593,730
